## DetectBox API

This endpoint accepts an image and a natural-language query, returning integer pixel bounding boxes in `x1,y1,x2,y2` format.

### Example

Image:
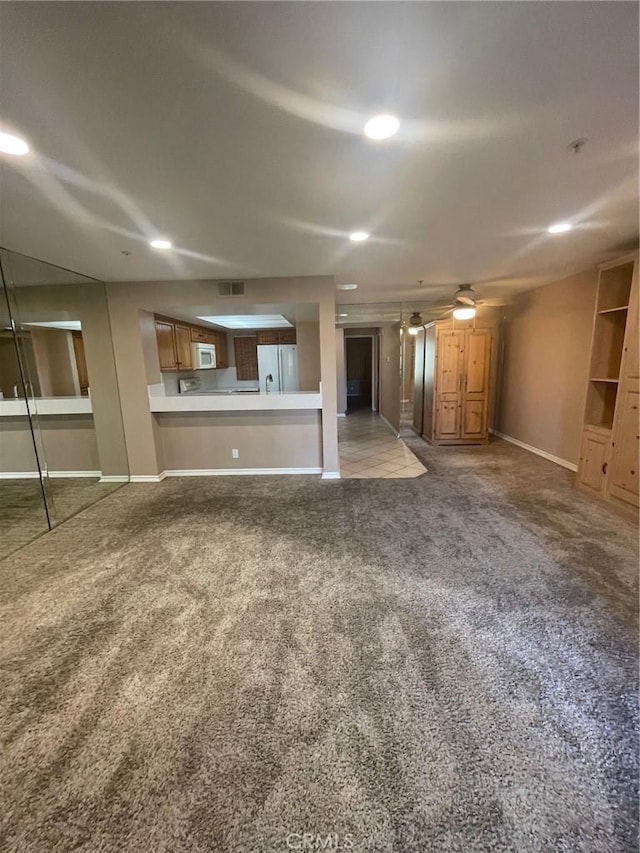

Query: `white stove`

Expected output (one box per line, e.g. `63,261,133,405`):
178,377,259,395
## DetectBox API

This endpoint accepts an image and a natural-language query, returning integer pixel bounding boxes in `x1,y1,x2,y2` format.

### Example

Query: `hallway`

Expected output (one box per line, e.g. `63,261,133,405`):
338,411,427,479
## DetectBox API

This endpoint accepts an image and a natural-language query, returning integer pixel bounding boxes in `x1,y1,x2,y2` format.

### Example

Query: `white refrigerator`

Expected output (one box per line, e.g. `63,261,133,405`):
257,344,298,392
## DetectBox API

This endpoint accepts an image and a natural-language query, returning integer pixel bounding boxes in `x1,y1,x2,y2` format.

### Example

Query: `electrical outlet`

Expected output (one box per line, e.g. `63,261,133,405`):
232,449,239,459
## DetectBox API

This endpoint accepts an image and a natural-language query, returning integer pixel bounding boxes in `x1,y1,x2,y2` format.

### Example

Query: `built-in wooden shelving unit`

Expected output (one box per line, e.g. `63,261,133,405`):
577,252,639,514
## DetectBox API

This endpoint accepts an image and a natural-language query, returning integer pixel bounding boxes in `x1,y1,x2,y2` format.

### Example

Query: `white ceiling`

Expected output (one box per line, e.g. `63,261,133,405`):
0,2,638,306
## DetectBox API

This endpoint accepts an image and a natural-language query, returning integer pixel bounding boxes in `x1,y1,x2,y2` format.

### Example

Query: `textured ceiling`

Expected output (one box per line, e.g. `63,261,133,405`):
0,1,638,306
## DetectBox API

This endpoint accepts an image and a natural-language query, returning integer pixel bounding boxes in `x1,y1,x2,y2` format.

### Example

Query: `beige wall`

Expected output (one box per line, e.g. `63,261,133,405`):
106,276,337,477
379,323,401,433
157,411,321,470
0,334,39,399
0,415,99,473
499,268,598,465
295,321,321,391
30,328,78,397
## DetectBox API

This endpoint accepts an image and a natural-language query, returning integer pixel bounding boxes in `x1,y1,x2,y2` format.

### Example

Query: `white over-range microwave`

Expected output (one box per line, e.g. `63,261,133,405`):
191,342,217,369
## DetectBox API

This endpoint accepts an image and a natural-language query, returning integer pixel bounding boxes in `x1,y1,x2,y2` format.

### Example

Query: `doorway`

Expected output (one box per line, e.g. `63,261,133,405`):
346,336,374,413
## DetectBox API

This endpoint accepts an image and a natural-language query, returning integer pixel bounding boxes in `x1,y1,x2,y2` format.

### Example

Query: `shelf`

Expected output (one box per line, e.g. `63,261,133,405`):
590,310,626,379
590,377,619,383
584,380,618,430
597,262,634,311
584,423,613,435
598,305,629,315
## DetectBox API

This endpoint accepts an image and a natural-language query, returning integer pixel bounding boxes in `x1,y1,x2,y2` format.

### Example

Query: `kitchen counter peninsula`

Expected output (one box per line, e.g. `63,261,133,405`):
0,396,93,417
148,386,322,413
147,383,324,474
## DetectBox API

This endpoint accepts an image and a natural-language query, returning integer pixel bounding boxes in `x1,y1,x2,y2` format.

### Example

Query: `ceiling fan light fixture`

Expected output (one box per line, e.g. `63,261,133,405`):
0,131,29,156
407,325,421,335
408,311,423,326
548,222,572,234
364,114,400,140
453,305,476,320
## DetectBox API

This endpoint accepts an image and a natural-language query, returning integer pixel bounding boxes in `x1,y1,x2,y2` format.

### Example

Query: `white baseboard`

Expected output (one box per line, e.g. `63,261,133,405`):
491,430,578,472
98,475,130,483
0,471,41,479
321,471,341,479
48,470,101,479
163,467,323,477
379,413,400,437
129,472,167,483
0,470,103,480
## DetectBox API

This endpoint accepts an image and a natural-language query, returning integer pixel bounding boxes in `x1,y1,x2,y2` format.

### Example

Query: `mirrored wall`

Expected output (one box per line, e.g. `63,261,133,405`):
0,248,129,559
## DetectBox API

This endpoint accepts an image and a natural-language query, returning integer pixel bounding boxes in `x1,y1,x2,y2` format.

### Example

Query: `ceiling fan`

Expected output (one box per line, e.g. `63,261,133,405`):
433,284,486,320
451,284,479,319
403,282,490,333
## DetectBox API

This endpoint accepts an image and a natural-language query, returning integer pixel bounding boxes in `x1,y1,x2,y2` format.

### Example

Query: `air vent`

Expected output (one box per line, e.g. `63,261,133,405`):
218,280,245,296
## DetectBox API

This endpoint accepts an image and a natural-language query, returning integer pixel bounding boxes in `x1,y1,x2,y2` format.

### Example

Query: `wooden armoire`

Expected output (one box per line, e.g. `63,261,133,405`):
413,322,493,445
576,251,639,516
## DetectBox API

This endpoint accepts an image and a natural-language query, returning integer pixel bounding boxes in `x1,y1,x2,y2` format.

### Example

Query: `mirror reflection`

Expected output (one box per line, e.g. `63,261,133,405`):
0,248,129,559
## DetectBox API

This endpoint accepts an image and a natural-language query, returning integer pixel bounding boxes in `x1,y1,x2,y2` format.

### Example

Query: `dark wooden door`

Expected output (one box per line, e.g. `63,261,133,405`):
346,337,372,410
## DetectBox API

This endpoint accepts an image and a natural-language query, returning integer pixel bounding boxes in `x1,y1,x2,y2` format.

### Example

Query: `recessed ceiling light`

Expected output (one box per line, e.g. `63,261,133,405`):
150,238,172,249
0,131,29,156
547,222,572,234
197,314,293,330
337,283,358,291
349,232,369,242
364,114,400,140
338,313,348,317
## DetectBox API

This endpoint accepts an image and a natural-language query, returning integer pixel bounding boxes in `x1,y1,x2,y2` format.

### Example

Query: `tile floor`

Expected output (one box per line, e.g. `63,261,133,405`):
338,411,427,479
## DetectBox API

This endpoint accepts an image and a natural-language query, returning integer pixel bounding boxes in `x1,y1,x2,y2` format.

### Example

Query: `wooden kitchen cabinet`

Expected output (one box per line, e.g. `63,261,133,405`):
154,317,193,371
577,251,639,515
256,329,297,345
71,331,90,396
155,315,231,370
278,328,297,345
155,315,294,374
156,319,179,370
174,324,193,370
213,331,228,368
190,327,214,344
420,325,491,445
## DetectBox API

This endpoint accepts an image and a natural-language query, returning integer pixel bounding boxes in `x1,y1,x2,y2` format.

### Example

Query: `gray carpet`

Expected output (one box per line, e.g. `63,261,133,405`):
0,438,637,852
0,478,125,560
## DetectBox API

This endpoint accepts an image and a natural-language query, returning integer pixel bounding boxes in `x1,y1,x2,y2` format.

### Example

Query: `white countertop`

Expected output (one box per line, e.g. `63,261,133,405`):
149,387,322,412
0,396,93,417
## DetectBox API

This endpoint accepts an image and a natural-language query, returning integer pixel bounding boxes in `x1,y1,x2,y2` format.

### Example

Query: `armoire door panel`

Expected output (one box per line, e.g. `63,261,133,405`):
464,330,490,395
436,331,463,397
608,384,639,507
462,399,486,438
435,402,460,439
